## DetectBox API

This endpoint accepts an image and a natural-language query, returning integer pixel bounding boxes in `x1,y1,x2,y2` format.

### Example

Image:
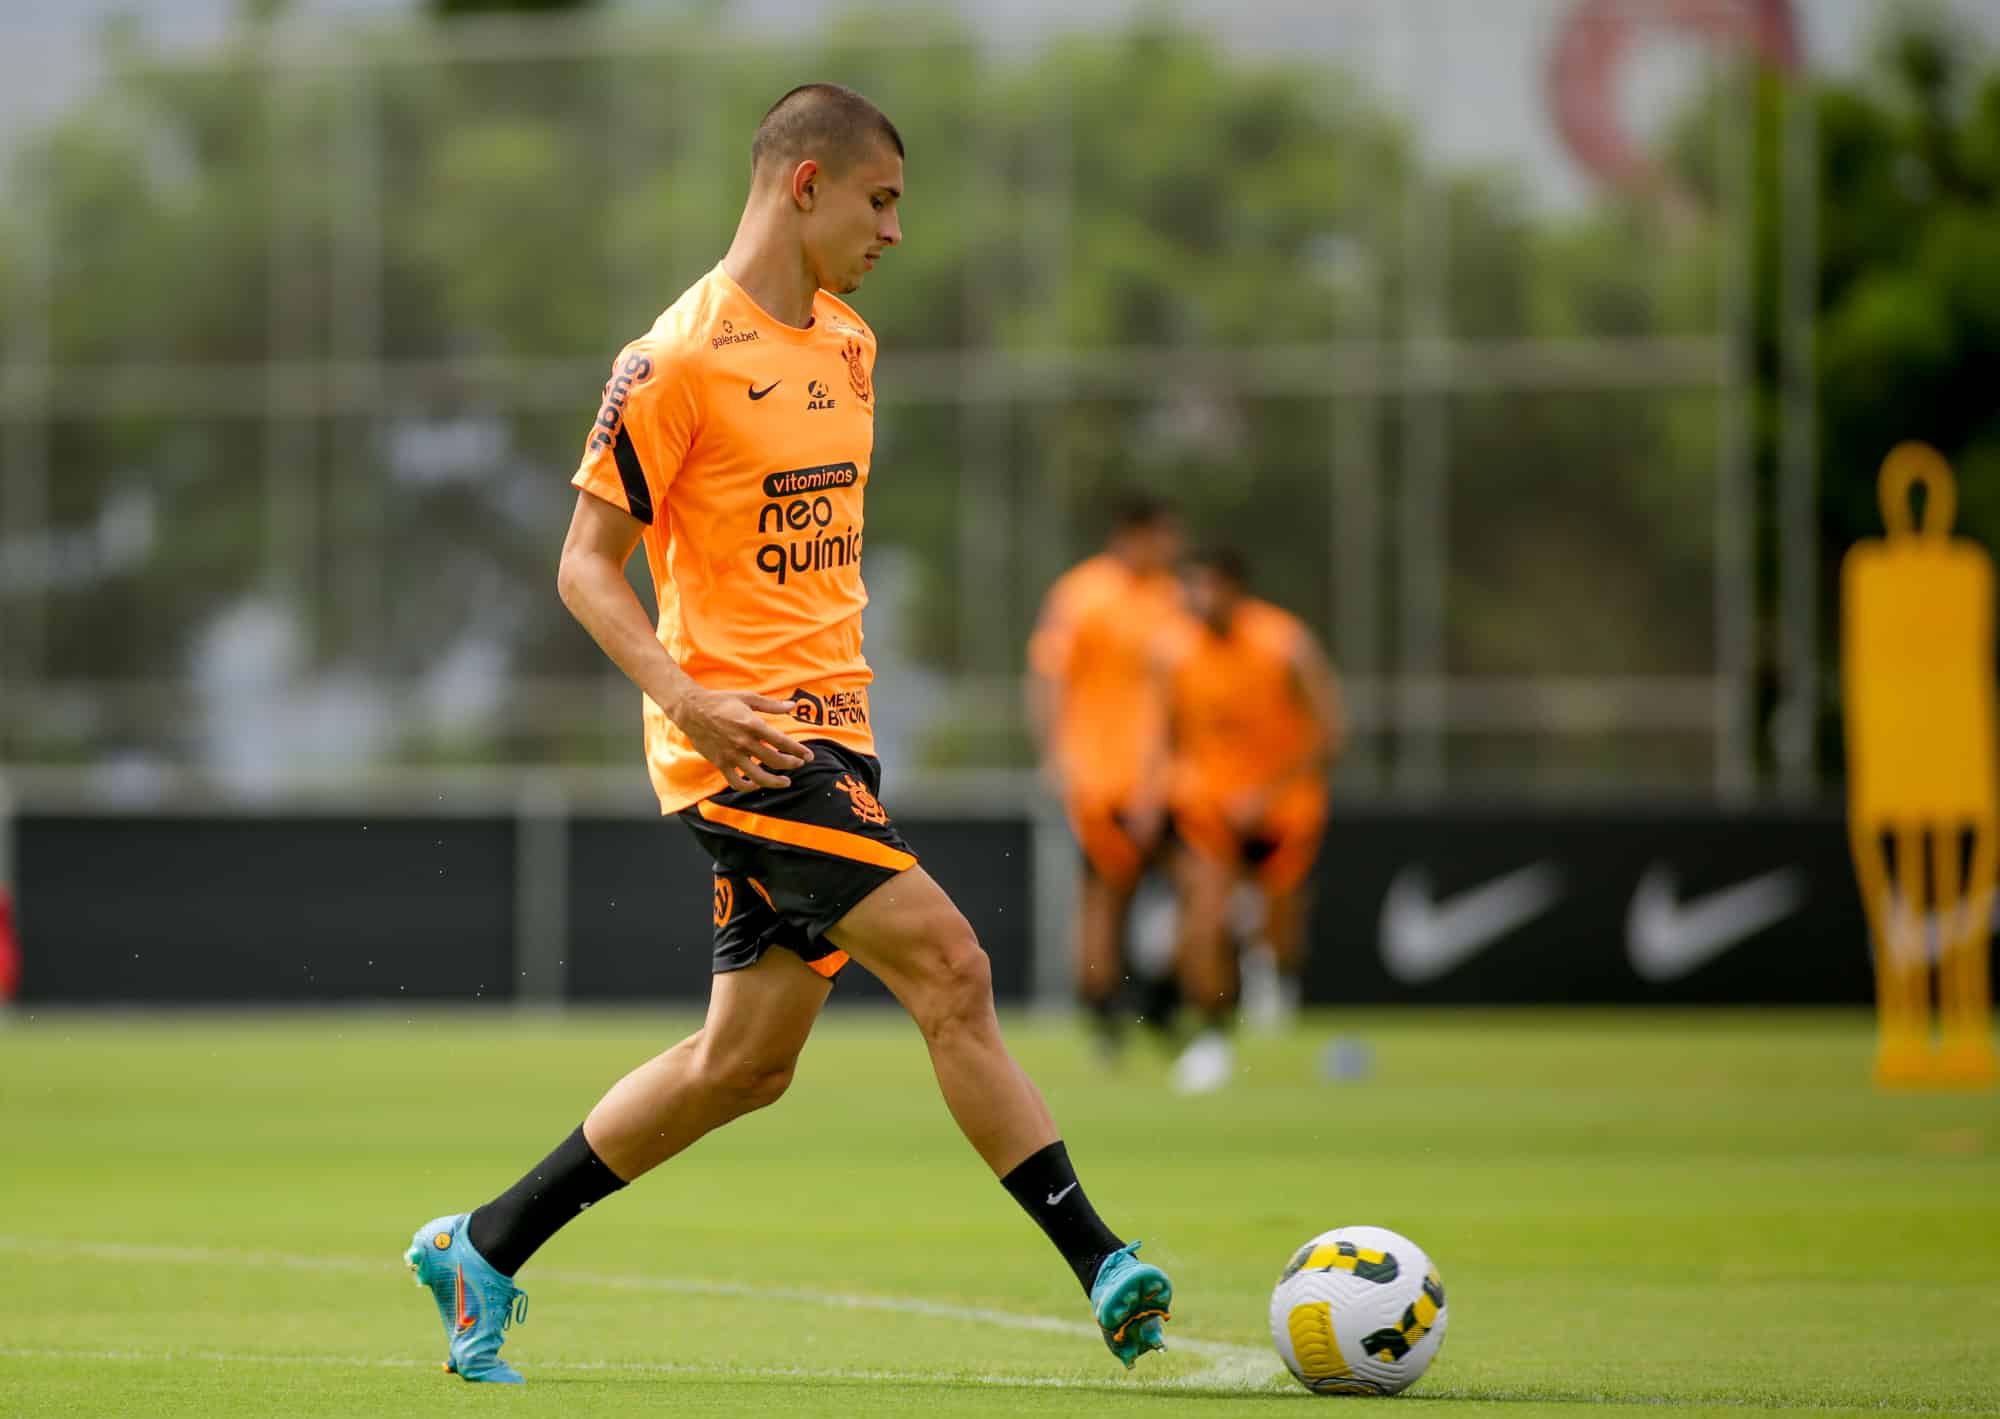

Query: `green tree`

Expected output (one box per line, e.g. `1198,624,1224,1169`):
5,2,1908,787
1698,14,2000,773
428,0,599,15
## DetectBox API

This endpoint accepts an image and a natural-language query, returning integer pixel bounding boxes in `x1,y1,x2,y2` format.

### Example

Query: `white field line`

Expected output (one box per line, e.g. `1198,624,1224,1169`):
0,1235,1279,1386
0,1343,1286,1394
9,1348,2000,1416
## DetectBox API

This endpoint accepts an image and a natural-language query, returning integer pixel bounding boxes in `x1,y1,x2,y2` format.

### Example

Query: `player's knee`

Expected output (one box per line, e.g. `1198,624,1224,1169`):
738,1058,797,1111
697,1047,798,1114
909,926,995,1039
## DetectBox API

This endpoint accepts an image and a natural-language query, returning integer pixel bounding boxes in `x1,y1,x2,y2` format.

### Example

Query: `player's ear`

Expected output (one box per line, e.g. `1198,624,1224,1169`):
791,159,820,211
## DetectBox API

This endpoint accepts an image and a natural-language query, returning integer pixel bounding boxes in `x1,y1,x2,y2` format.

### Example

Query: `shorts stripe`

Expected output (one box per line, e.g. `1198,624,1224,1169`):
696,799,917,873
805,950,851,980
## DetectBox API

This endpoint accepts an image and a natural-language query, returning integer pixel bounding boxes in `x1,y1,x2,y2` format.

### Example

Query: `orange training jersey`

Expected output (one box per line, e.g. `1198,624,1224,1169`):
1028,554,1183,806
1165,598,1322,812
573,264,881,813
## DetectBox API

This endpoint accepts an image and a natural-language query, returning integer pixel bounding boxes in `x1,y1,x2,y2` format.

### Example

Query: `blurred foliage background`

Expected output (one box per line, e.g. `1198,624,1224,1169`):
2,0,1997,797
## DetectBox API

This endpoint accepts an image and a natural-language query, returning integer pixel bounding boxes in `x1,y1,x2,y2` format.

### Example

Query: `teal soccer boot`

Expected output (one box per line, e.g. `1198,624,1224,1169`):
405,1213,529,1384
1091,1240,1172,1368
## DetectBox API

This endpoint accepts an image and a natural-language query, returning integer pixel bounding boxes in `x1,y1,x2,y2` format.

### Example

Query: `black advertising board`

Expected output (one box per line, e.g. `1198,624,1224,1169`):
14,813,1033,1006
11,807,1903,1006
1302,808,1873,1005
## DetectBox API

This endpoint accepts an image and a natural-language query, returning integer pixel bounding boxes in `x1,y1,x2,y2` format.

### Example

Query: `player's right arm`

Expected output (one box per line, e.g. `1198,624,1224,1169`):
562,340,811,792
557,492,812,791
1024,574,1079,791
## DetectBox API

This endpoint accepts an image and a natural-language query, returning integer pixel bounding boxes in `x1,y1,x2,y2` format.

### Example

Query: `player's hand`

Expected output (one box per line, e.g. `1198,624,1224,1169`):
1126,793,1168,849
1229,786,1274,836
673,689,814,791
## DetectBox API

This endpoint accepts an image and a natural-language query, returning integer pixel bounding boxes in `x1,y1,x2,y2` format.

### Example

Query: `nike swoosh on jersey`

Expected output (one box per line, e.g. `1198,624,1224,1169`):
1626,864,1806,981
748,380,781,401
1379,862,1564,984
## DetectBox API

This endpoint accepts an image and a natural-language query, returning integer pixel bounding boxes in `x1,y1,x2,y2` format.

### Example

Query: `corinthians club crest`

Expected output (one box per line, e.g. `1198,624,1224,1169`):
842,339,871,404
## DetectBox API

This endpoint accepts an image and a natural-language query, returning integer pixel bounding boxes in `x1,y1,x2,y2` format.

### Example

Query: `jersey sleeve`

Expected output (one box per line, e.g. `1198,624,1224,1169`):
1151,612,1198,675
1272,609,1313,667
572,342,694,525
1027,571,1084,679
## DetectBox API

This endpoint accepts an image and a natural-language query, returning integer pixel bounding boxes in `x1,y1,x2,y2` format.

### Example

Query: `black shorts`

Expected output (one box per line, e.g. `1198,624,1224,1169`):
678,740,918,982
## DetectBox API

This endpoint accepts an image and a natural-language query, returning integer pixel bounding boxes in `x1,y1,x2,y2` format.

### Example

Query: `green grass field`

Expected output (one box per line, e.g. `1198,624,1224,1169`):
2,1008,1995,1418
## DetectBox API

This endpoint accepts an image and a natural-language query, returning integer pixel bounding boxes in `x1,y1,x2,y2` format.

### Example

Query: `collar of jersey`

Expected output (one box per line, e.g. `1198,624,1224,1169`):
712,264,827,345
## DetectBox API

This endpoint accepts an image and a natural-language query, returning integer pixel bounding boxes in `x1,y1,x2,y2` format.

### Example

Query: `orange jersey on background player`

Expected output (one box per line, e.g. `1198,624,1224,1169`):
1163,597,1327,823
573,264,881,813
1028,554,1184,807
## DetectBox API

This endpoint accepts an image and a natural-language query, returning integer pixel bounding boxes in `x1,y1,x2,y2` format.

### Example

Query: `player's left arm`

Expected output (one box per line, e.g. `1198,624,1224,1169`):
1232,634,1342,829
1289,631,1347,776
1124,621,1186,844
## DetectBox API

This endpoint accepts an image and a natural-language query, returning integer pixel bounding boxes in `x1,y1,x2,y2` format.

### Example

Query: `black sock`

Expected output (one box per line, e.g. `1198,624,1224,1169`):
1135,973,1181,1041
1001,1140,1124,1295
466,1125,627,1278
1083,989,1123,1048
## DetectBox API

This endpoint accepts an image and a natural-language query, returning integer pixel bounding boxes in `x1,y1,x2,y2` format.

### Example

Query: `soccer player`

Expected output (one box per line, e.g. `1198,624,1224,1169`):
1162,548,1344,1093
1026,499,1184,1057
402,84,1171,1383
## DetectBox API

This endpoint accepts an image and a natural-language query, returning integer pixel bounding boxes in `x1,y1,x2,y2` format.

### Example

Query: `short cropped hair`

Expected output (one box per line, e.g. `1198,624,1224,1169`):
1189,546,1248,587
1108,493,1176,536
752,84,903,179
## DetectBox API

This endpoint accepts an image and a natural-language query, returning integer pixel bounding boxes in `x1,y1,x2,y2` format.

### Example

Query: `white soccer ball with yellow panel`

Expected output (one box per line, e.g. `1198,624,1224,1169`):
1268,1225,1447,1396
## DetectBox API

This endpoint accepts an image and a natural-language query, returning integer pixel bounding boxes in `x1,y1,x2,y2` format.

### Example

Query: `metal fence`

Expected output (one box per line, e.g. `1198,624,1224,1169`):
0,1,1813,811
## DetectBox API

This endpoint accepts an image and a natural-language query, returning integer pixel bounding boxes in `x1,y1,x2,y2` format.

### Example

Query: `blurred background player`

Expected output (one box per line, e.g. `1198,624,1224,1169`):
1163,547,1345,1093
1027,497,1184,1057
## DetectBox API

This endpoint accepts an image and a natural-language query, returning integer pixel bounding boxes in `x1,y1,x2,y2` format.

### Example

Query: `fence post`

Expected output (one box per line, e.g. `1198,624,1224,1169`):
514,774,570,1009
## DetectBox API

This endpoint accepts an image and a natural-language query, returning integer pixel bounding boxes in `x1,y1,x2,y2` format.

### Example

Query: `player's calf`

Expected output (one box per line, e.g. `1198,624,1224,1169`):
829,867,1174,1366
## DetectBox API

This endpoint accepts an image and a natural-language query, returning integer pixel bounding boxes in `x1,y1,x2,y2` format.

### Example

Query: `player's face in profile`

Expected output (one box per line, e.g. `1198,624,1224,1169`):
807,140,903,295
1186,565,1237,628
1130,521,1182,577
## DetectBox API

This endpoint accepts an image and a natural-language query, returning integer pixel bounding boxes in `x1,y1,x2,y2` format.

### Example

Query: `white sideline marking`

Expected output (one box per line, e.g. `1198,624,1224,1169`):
10,1348,2000,1415
0,1236,1276,1381
0,1343,1288,1395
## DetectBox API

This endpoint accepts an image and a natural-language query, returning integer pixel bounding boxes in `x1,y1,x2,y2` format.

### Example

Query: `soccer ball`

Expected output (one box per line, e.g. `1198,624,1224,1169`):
1268,1225,1448,1396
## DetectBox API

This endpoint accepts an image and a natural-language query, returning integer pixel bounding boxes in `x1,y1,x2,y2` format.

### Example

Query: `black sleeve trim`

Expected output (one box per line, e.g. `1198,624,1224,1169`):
612,425,654,525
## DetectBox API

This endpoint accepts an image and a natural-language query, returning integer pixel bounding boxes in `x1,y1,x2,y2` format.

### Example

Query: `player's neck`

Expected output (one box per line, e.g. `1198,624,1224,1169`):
720,223,819,331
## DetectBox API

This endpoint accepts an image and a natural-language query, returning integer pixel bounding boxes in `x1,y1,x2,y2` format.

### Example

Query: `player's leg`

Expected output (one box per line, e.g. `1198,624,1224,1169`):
581,946,831,1180
1259,880,1310,999
1249,792,1326,1026
404,948,827,1383
1167,825,1240,1093
1071,799,1142,1056
467,946,828,1270
824,866,1172,1365
828,865,1051,1174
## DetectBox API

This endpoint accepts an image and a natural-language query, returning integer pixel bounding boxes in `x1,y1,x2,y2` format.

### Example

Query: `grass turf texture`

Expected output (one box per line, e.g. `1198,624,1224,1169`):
1,1009,1995,1418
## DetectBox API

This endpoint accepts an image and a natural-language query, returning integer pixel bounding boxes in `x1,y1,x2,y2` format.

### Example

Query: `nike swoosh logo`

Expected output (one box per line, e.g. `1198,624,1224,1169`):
1380,862,1563,984
1627,864,1805,981
748,380,781,401
1045,1181,1079,1206
455,1264,476,1330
